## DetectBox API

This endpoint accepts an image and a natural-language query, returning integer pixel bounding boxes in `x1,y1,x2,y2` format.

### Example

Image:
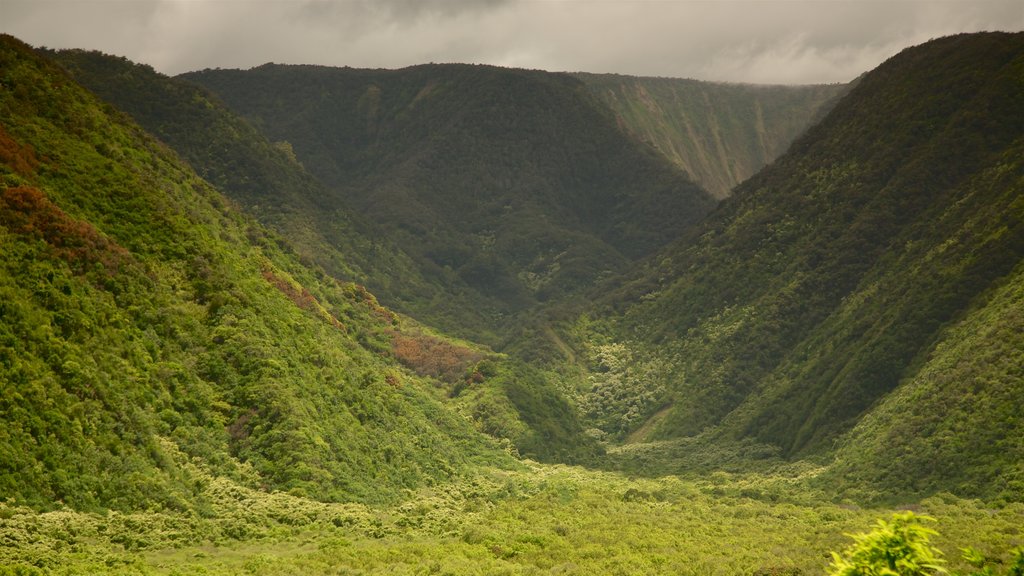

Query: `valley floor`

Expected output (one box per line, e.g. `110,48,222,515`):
3,458,1022,575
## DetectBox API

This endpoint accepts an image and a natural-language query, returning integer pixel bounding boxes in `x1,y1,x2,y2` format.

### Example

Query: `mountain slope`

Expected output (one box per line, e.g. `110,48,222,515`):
575,74,848,198
0,33,511,511
37,47,601,464
41,48,500,342
581,32,1024,500
826,245,1024,502
181,64,717,340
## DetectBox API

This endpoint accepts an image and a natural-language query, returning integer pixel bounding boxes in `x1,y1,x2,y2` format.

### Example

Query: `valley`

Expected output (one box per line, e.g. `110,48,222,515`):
1,30,1023,575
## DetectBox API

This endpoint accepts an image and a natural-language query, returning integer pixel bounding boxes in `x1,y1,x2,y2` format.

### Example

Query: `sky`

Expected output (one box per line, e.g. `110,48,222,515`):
2,0,1022,84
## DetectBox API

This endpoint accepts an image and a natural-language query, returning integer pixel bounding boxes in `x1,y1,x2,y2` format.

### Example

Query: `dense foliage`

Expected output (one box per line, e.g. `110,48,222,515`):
827,513,946,576
40,48,601,465
41,48,486,344
576,73,847,198
577,32,1024,501
180,63,717,342
827,513,1024,576
0,33,512,510
2,464,1022,575
3,30,1024,574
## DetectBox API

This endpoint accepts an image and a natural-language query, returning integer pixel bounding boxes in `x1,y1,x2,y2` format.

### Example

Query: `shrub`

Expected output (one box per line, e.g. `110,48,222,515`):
827,512,945,576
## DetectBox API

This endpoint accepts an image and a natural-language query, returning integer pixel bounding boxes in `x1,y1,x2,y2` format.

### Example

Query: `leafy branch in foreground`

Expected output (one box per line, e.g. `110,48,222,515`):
828,512,945,575
829,513,1024,576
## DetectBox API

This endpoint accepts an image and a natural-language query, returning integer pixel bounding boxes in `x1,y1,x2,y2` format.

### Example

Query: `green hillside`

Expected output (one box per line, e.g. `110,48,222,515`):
582,32,1024,501
40,48,501,344
827,248,1024,503
575,73,847,198
0,33,517,510
180,64,717,341
35,48,600,464
3,30,1024,576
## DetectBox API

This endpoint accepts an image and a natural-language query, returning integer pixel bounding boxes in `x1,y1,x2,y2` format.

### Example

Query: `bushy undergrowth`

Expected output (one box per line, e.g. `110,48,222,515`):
2,464,1022,575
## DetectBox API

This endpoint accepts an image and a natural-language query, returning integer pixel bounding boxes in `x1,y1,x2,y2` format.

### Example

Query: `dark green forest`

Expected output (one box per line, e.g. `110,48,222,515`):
41,50,508,345
1,31,1023,575
179,63,718,344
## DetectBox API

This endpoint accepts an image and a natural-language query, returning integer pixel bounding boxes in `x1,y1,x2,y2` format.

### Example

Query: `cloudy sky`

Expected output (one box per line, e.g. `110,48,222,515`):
2,0,1022,84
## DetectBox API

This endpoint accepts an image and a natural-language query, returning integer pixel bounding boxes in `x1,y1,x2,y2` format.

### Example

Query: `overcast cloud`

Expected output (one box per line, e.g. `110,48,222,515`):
2,0,1022,84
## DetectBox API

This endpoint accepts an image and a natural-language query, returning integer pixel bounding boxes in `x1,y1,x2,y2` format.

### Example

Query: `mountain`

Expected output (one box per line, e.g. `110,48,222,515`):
38,47,601,464
0,33,523,511
575,73,848,198
180,64,718,342
40,48,501,344
579,32,1024,501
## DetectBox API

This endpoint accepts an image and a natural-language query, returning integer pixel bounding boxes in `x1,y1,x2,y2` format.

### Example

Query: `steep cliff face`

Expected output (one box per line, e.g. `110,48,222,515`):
576,73,847,198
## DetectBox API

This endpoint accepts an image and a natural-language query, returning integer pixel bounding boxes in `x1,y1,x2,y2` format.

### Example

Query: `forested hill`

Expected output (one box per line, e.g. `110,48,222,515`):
0,33,516,510
42,48,532,348
581,32,1024,501
180,64,717,342
575,73,848,198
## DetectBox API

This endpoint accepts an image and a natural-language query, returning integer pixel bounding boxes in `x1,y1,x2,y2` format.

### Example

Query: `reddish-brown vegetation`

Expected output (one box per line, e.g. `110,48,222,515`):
0,185,131,275
261,266,346,332
389,329,485,383
0,125,39,177
347,282,398,324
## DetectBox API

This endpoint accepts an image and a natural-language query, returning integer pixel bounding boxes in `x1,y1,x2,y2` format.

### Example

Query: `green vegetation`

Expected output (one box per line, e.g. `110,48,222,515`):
575,32,1024,502
824,253,1024,504
41,48,474,343
180,63,716,343
827,513,946,576
40,48,601,464
3,31,1024,575
0,33,510,510
827,512,1024,576
2,465,1023,575
576,73,847,198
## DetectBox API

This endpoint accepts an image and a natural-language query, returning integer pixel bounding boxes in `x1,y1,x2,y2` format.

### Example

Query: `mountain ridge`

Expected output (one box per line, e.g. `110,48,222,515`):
2,31,1023,518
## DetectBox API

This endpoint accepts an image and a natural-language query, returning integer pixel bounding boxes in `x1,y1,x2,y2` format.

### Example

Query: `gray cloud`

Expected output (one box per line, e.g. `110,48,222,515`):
2,0,1021,83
